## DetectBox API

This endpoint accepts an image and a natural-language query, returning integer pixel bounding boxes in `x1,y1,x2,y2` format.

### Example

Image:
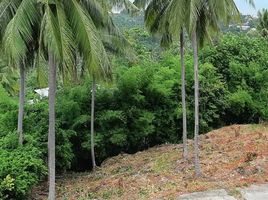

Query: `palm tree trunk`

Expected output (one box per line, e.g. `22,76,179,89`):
18,64,25,146
48,52,56,200
180,29,188,160
91,76,97,171
73,53,79,83
192,30,201,176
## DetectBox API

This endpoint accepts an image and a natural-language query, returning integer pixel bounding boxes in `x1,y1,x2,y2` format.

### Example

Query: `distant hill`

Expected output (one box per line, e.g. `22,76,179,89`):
113,12,258,35
112,11,145,30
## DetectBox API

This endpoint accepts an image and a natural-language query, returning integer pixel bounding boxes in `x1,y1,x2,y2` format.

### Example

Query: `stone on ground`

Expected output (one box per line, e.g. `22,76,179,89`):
177,189,236,200
240,184,268,200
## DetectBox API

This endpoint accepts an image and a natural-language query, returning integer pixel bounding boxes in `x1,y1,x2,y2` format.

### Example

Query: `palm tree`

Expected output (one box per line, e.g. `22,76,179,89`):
189,0,254,175
87,0,137,172
145,0,189,160
144,0,253,176
2,0,113,198
257,9,268,37
0,0,40,145
17,63,25,145
91,76,97,170
42,1,113,198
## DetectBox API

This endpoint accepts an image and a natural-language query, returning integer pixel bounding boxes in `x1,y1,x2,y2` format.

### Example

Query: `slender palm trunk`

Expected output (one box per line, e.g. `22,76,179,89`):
91,76,97,170
48,52,56,200
18,64,25,146
192,30,201,176
180,30,188,160
73,53,79,83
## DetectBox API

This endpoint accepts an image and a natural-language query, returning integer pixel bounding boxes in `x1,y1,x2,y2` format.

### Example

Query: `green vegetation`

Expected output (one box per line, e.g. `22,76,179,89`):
1,31,268,198
1,0,268,199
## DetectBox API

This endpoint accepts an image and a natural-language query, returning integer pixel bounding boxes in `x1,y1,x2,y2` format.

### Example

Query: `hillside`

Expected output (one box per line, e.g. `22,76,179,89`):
32,124,268,199
112,12,145,30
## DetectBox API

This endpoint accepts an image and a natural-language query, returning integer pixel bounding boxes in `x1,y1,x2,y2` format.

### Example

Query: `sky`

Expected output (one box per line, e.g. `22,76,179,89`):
235,0,268,16
113,1,268,16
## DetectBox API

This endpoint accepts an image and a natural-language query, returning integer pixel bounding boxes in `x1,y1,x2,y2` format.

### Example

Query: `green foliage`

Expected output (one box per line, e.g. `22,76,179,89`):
199,63,228,132
47,50,229,169
0,58,19,95
24,101,75,171
0,134,46,199
200,34,268,123
0,175,15,200
1,32,268,199
0,85,17,135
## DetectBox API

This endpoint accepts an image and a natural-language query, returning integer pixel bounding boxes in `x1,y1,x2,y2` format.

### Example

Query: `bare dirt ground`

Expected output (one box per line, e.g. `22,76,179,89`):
31,124,268,200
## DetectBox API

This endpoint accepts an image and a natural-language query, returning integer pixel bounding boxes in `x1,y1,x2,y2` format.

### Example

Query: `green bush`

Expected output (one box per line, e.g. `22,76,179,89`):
200,34,268,123
0,134,46,199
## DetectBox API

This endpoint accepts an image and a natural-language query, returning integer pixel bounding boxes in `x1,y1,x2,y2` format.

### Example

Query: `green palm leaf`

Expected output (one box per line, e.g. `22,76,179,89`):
3,0,39,63
66,0,111,81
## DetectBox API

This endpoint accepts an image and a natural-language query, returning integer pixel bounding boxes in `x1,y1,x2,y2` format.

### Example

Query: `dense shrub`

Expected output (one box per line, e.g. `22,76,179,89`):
0,86,17,135
200,34,268,123
0,134,46,199
52,52,228,170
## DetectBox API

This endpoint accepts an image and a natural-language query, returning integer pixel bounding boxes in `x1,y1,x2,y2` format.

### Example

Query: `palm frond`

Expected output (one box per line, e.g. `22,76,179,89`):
66,0,111,81
3,0,39,64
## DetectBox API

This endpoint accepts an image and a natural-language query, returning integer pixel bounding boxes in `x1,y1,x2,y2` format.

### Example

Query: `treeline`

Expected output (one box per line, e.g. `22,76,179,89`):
1,33,268,199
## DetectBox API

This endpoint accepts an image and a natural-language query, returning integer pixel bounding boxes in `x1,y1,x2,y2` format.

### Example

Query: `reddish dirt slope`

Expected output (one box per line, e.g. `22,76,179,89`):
32,124,268,200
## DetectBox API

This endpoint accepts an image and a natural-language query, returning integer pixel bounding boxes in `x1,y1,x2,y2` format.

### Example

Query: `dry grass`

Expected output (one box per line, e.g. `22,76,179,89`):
32,124,268,200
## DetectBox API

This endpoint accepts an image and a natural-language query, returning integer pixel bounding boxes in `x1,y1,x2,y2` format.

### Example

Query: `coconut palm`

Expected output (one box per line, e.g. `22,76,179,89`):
257,9,268,37
0,0,40,145
187,0,254,176
42,1,113,198
144,0,253,176
88,0,137,172
1,0,114,199
169,0,255,177
77,1,135,172
145,0,189,160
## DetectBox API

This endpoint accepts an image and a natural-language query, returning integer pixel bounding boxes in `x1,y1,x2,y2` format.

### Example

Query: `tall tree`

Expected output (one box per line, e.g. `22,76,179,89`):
18,63,25,145
144,0,252,176
91,76,97,170
180,30,188,160
47,52,56,200
0,0,40,145
88,0,135,172
145,0,189,160
2,0,113,198
42,1,113,198
188,0,253,175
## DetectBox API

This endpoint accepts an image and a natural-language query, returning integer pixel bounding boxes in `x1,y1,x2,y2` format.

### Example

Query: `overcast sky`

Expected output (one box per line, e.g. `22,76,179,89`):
235,0,268,16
